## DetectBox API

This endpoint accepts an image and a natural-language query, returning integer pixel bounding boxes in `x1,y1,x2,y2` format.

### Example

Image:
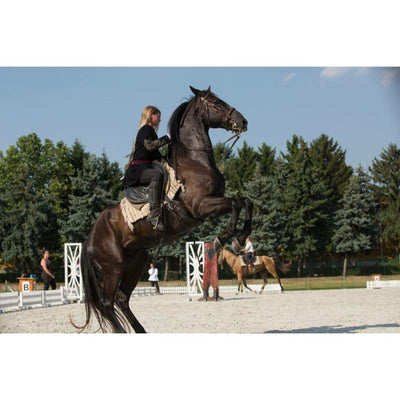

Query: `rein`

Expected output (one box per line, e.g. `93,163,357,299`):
222,131,242,155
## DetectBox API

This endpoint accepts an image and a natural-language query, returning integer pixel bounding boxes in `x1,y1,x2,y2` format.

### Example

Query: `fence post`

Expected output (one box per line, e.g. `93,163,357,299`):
64,243,83,302
186,241,204,301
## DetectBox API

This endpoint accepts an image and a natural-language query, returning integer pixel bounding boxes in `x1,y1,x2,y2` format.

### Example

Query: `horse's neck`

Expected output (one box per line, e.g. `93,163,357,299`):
180,111,213,151
224,251,238,267
175,117,220,179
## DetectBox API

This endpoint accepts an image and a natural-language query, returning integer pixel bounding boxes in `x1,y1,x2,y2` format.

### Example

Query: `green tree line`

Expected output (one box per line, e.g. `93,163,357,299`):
1,132,399,279
159,134,400,278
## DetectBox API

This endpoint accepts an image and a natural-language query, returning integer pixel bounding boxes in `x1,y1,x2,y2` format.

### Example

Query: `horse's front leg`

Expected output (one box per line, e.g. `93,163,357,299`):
192,196,253,252
241,277,255,294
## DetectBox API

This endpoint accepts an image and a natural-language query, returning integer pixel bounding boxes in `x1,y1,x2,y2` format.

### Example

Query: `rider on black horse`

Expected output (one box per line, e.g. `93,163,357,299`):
123,106,170,230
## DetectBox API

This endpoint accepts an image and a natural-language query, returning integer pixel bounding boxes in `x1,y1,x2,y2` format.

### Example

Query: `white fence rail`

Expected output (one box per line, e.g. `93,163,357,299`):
0,288,67,313
366,280,400,289
0,292,19,311
132,287,156,296
158,284,282,295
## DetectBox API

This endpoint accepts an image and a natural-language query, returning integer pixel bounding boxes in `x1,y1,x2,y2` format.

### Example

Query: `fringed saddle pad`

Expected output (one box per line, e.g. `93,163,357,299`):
239,256,260,267
120,162,184,231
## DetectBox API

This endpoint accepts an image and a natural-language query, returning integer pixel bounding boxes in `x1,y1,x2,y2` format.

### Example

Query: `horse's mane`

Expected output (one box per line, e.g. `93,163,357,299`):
167,97,194,163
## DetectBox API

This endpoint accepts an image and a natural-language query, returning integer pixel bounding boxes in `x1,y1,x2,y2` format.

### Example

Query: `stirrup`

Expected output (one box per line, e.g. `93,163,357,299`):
147,216,165,231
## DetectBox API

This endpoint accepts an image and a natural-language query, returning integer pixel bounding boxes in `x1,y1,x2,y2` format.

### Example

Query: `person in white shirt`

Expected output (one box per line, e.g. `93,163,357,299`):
241,237,256,274
148,263,161,294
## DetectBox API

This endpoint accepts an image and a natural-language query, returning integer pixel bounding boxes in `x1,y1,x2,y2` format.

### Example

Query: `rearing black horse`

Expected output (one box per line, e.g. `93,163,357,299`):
79,86,253,333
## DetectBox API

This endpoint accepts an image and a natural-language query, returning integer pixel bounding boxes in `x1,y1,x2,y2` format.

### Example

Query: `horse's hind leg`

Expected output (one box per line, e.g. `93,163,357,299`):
101,270,127,333
269,267,284,291
115,248,149,333
259,271,268,294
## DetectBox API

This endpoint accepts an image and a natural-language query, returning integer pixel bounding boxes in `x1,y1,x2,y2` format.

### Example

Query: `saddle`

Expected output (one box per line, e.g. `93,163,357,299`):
239,255,259,267
120,162,185,231
125,162,167,204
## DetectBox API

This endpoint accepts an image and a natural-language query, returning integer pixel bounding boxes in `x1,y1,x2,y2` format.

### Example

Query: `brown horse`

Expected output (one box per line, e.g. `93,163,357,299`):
79,86,253,333
218,248,292,294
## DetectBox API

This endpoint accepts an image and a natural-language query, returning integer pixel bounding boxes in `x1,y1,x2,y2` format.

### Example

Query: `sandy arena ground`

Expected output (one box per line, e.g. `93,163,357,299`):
1,287,400,333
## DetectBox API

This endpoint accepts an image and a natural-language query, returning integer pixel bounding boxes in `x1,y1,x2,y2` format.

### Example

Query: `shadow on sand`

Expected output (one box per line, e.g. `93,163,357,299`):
264,323,400,333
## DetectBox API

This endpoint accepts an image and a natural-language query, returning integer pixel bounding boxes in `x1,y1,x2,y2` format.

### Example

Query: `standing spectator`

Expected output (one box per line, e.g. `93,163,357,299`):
148,263,161,294
40,250,56,290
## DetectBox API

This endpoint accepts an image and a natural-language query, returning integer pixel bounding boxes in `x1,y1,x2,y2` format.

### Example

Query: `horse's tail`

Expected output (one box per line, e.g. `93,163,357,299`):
71,241,105,332
273,257,292,274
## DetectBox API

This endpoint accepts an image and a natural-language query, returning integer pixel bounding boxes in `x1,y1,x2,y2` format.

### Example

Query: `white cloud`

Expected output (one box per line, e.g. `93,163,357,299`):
320,67,353,79
320,67,377,81
380,68,400,87
283,72,295,84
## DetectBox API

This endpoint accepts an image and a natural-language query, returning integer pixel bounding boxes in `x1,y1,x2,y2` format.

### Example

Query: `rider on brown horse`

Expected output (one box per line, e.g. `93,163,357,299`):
241,237,256,274
123,106,170,230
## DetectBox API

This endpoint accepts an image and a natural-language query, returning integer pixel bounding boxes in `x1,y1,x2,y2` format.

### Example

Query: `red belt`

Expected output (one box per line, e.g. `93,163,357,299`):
130,159,152,166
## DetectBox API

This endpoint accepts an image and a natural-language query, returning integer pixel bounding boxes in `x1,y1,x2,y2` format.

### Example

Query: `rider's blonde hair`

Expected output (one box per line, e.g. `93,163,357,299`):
139,105,161,131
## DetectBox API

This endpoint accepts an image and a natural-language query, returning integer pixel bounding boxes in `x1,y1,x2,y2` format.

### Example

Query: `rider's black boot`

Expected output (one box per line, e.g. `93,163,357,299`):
147,181,165,231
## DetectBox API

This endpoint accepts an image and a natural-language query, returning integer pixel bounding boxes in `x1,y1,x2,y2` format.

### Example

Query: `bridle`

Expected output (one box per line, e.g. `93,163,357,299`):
201,92,240,132
177,92,243,153
201,92,243,154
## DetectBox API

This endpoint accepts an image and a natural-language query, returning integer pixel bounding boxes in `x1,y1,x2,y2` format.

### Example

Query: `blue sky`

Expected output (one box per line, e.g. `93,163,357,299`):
1,67,399,171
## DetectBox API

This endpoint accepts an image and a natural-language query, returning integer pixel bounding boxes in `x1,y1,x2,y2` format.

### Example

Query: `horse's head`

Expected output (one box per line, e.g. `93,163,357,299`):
190,86,248,134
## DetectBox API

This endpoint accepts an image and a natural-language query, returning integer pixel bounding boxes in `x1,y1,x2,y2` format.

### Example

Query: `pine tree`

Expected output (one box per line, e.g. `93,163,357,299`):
370,143,400,259
309,135,353,255
310,134,352,203
282,136,331,275
244,164,289,254
255,143,276,176
332,168,377,276
226,141,257,195
60,154,115,242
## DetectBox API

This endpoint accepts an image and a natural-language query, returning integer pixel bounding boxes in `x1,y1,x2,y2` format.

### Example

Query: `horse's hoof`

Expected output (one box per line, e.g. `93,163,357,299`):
214,237,222,252
232,237,241,254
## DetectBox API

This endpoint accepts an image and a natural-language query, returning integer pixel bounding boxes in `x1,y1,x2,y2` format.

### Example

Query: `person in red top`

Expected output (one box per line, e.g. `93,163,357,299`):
123,106,170,230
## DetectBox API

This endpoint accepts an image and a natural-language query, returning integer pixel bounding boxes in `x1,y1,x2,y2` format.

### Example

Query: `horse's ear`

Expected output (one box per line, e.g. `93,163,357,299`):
190,86,201,96
207,85,211,92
